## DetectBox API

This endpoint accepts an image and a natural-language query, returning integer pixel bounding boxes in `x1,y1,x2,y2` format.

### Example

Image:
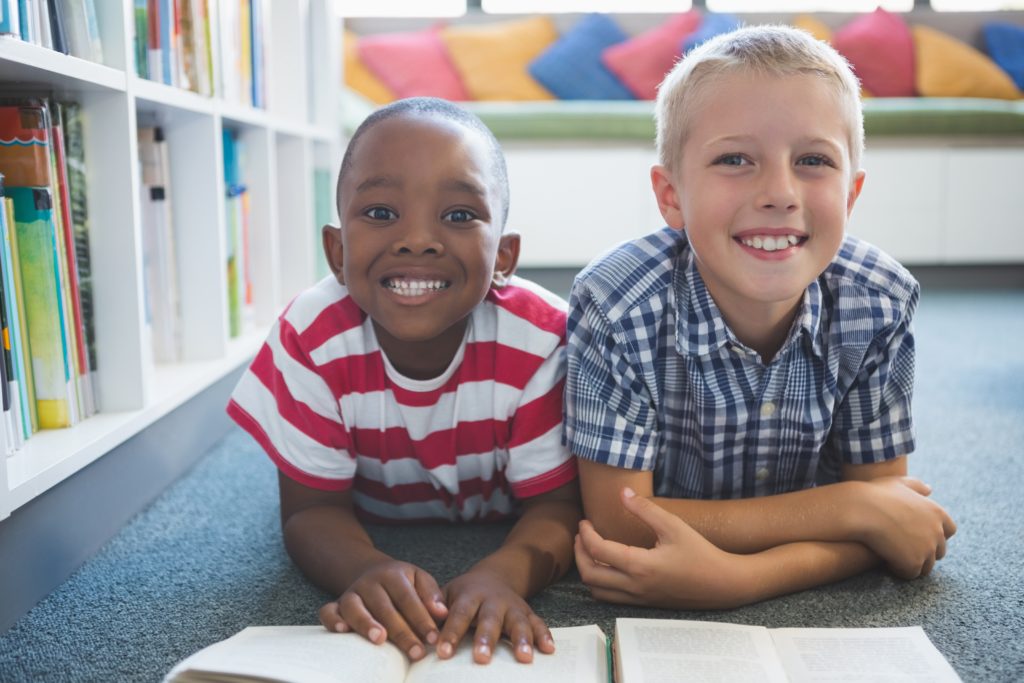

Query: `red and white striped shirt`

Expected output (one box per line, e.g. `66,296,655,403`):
227,275,576,522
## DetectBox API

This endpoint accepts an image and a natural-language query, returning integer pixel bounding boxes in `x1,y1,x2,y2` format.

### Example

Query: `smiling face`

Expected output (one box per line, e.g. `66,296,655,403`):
326,114,518,378
653,70,864,343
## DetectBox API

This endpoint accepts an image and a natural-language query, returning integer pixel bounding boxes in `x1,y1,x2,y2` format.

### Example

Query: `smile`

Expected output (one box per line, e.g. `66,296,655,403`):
382,277,451,297
738,234,806,252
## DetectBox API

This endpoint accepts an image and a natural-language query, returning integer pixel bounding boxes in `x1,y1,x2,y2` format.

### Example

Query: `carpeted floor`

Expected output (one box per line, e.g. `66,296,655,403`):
0,288,1022,682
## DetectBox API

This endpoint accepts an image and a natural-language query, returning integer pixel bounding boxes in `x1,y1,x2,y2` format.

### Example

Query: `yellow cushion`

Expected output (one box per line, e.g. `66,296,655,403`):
343,30,395,105
440,16,557,101
913,25,1021,100
793,15,832,44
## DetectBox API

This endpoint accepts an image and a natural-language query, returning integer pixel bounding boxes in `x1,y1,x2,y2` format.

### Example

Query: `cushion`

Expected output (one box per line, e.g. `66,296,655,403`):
440,16,557,101
913,25,1021,100
792,15,832,44
833,8,915,97
343,30,395,105
682,13,741,53
357,26,470,101
528,13,634,101
601,11,702,100
983,22,1024,91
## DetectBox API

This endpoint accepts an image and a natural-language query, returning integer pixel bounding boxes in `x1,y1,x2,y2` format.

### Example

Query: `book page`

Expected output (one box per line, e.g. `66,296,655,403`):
770,626,963,683
405,625,608,683
164,626,409,683
614,618,788,683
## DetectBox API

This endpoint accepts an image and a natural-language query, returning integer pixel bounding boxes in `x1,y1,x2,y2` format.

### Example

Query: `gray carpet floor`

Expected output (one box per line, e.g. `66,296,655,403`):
0,288,1022,682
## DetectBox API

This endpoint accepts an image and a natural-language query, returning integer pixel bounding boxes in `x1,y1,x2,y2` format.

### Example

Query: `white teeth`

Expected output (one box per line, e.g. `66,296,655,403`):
384,278,450,296
740,235,803,251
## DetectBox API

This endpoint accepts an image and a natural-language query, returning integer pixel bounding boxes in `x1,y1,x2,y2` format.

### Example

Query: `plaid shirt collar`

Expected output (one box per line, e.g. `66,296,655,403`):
673,246,825,360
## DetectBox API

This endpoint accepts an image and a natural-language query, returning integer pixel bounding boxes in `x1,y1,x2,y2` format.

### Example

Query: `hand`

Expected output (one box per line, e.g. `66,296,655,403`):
857,477,957,579
575,488,751,609
436,568,555,665
318,560,448,661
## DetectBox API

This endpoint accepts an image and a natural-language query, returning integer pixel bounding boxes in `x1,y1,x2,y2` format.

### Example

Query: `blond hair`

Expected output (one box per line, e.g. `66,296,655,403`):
655,24,864,174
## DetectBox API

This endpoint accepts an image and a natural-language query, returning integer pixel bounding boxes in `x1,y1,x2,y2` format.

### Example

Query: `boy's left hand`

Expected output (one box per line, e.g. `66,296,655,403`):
436,568,555,665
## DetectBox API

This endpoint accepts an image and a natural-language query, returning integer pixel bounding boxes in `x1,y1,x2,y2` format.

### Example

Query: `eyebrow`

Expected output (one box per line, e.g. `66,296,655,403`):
705,135,845,154
354,175,401,193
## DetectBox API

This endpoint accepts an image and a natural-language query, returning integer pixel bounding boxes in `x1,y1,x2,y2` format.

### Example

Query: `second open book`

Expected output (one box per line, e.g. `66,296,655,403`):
164,617,962,683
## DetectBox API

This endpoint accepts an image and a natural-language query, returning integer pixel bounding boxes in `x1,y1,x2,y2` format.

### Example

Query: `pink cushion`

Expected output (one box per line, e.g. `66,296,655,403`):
357,26,470,101
601,12,702,100
833,8,915,97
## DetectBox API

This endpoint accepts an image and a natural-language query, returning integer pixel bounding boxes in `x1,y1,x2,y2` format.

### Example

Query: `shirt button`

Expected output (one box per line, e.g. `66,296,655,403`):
760,401,776,418
756,467,770,482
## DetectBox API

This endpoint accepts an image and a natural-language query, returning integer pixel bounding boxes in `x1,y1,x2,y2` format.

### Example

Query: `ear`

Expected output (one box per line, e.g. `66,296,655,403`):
321,224,345,284
651,164,685,230
492,231,521,287
847,169,866,217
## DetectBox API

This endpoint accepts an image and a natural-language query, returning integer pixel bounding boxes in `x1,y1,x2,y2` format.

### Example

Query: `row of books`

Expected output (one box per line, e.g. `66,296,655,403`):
222,128,251,337
0,98,97,454
134,0,267,108
0,0,104,63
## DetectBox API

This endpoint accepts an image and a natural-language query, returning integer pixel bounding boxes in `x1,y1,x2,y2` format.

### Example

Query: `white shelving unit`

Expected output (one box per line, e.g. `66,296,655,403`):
0,0,341,521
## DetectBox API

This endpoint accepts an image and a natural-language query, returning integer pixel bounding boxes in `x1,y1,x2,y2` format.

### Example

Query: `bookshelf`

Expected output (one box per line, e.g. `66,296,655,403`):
0,0,342,522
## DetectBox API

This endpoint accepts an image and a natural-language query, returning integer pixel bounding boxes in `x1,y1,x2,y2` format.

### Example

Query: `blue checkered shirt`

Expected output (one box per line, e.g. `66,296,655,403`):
564,228,918,499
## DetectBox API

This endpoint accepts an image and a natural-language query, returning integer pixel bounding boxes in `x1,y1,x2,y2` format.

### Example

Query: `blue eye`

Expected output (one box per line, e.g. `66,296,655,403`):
364,206,397,221
798,154,835,168
444,209,477,223
714,154,748,166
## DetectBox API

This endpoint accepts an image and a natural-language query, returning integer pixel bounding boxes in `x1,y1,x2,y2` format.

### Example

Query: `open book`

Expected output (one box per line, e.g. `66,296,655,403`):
163,618,961,683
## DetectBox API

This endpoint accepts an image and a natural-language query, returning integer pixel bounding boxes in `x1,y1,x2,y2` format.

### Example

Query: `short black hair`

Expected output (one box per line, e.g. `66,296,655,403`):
337,97,510,228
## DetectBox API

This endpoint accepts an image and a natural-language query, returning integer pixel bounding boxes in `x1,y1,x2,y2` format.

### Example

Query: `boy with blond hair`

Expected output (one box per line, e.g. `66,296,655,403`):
566,25,956,608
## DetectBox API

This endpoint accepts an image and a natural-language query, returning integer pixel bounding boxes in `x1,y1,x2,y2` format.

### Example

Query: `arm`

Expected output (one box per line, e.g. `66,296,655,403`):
437,481,582,664
279,473,447,661
579,456,954,577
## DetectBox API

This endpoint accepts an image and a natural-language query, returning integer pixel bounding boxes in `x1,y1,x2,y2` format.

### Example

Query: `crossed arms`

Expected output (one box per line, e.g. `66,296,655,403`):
574,455,957,609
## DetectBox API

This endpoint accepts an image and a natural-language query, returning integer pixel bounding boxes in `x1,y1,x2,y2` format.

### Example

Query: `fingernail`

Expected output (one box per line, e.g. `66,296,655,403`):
409,644,424,660
426,631,438,645
623,487,636,498
477,641,491,657
368,627,383,643
334,623,348,633
439,642,452,657
519,641,532,655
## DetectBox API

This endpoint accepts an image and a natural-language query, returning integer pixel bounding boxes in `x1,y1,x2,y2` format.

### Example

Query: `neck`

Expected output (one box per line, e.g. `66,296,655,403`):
716,295,802,365
373,319,468,380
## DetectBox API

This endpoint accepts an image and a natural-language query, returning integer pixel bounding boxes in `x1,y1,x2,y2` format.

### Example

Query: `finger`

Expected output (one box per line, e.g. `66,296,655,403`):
384,573,440,647
901,477,932,496
414,570,448,624
620,487,696,544
472,603,504,664
318,601,351,634
344,588,425,661
935,536,947,561
920,554,936,578
528,612,555,655
436,593,479,660
942,512,957,539
577,516,646,577
504,607,535,663
337,591,388,644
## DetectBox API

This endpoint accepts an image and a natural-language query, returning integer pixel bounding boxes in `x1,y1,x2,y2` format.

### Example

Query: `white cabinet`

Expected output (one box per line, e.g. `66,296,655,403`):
0,0,341,521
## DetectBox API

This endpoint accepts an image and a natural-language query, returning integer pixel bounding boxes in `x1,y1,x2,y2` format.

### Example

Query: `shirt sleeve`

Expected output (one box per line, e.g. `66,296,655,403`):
828,294,918,464
504,337,578,500
226,315,356,491
563,282,659,471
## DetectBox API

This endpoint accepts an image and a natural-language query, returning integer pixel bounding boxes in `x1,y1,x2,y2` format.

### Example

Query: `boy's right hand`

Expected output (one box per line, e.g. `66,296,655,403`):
857,476,957,579
319,559,449,661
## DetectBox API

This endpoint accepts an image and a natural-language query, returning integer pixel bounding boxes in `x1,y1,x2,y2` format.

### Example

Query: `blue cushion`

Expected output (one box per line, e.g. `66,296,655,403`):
682,13,741,53
984,22,1024,91
528,14,634,100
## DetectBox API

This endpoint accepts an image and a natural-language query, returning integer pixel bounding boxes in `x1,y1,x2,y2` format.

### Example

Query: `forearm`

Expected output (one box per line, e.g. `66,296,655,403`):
469,496,581,598
282,505,393,596
735,540,880,605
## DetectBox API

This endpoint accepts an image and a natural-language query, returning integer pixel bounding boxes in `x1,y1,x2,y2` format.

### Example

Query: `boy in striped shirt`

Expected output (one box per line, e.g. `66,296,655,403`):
228,98,579,665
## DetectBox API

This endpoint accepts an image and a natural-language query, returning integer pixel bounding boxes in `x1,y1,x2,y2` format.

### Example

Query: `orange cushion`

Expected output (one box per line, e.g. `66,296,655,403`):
343,30,395,105
440,16,558,101
913,25,1021,100
833,8,915,97
601,11,702,100
792,15,832,44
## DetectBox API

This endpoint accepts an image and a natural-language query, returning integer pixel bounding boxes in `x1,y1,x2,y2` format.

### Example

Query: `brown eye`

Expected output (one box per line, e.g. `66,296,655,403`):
365,206,397,221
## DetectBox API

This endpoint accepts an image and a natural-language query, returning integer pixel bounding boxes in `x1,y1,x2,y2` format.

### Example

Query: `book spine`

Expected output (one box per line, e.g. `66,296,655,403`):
1,0,22,38
1,194,30,442
6,192,37,432
133,0,148,77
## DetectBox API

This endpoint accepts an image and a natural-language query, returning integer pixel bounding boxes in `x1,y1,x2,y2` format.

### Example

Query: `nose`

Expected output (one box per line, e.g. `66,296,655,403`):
757,165,799,212
392,215,444,256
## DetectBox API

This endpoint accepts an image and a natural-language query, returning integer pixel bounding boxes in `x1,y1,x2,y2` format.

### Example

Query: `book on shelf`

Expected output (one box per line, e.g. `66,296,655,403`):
217,0,265,108
0,173,28,453
222,128,251,338
56,0,104,63
1,0,21,38
137,124,181,363
162,618,962,683
0,0,102,61
134,0,214,97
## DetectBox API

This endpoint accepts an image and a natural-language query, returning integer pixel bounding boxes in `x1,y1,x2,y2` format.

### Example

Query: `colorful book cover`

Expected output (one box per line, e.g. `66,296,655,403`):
146,0,162,83
133,0,149,77
1,192,31,440
59,102,96,402
5,192,37,432
0,177,24,450
0,105,52,188
9,187,72,429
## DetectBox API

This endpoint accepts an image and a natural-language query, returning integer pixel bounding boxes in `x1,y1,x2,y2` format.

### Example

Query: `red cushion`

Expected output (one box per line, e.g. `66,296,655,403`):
833,8,915,97
357,26,470,101
601,12,702,100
